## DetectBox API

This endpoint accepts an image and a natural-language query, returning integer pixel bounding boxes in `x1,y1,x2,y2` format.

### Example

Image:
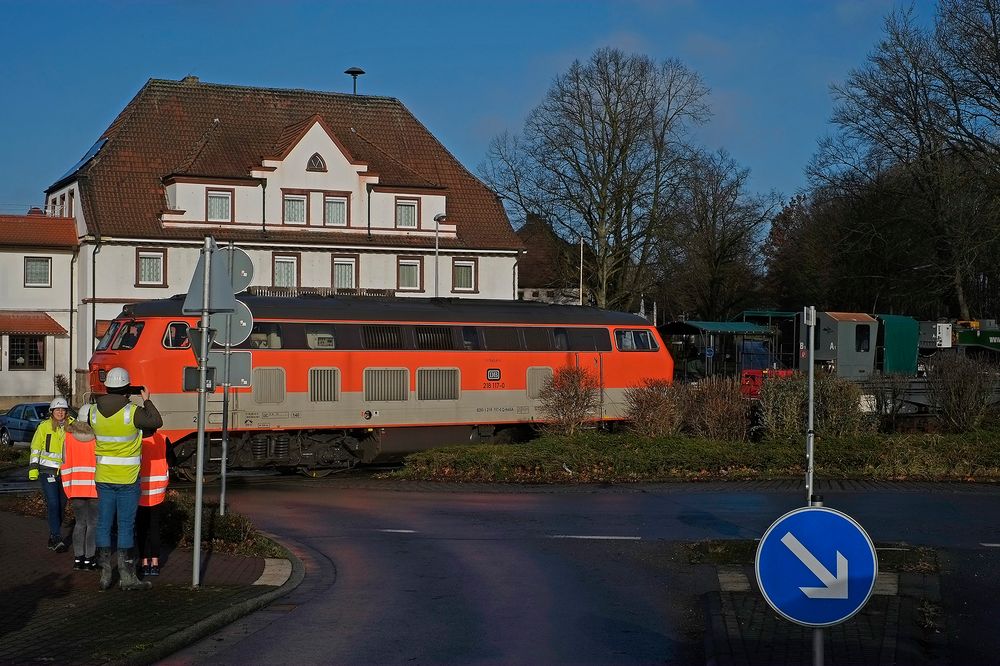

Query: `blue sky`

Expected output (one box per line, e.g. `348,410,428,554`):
0,0,934,215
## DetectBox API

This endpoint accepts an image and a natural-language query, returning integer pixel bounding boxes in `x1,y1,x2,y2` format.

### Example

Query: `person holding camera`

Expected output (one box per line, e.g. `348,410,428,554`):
89,366,162,591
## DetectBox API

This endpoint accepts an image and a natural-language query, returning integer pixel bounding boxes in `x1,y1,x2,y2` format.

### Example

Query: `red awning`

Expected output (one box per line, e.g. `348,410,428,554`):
0,311,67,336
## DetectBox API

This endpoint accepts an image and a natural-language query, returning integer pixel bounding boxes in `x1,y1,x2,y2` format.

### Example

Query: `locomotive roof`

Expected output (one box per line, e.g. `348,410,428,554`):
121,294,651,326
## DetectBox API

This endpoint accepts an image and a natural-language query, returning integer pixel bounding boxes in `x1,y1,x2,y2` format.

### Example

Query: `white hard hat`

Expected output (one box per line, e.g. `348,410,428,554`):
104,367,130,389
50,397,69,410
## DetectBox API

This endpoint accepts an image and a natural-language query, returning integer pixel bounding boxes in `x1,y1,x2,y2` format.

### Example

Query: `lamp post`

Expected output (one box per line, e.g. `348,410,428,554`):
434,213,446,298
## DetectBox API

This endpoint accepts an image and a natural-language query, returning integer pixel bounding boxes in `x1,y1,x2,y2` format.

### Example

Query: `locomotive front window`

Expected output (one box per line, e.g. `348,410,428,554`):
163,322,191,349
111,321,145,350
96,322,121,351
615,329,658,352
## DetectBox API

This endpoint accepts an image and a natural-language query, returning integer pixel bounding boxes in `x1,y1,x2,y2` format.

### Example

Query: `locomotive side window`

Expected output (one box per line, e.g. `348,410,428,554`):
568,327,612,351
362,325,405,350
483,326,521,351
416,326,455,350
163,322,191,349
462,326,480,350
304,324,336,349
248,323,283,349
111,322,145,350
553,328,569,351
614,329,658,352
96,322,121,351
522,327,552,351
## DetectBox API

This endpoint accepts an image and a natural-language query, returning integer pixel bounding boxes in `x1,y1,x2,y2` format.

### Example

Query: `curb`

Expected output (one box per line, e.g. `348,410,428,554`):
111,535,306,666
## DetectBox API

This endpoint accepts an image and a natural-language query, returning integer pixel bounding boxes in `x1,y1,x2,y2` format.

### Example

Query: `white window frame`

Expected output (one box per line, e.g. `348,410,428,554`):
137,250,166,287
273,254,299,288
333,257,356,289
324,195,348,227
283,194,307,225
453,260,475,292
207,190,233,222
398,258,422,291
24,256,52,288
395,199,418,229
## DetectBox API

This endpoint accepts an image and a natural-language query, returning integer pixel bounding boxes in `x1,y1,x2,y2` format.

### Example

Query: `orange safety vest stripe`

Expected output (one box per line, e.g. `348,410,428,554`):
61,434,97,499
139,434,169,507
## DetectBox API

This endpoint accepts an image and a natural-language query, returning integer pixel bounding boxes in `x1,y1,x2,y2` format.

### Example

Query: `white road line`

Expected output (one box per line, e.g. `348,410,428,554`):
981,543,1000,547
377,529,417,533
549,535,642,540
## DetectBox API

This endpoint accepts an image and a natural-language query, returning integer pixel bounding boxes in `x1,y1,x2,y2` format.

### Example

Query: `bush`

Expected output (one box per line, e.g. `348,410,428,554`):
54,374,72,402
926,353,999,433
624,378,684,438
681,377,749,442
758,373,873,441
537,365,601,436
863,373,914,432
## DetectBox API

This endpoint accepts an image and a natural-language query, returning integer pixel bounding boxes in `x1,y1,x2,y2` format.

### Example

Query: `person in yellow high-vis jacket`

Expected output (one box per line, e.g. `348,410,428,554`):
29,397,73,552
91,367,162,591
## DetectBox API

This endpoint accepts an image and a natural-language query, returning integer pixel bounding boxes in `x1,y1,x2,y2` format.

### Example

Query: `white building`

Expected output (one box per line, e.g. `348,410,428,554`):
1,77,524,407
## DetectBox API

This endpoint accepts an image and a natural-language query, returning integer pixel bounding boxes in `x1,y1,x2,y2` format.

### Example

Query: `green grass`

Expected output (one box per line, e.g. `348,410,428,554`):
0,445,29,471
387,430,1000,483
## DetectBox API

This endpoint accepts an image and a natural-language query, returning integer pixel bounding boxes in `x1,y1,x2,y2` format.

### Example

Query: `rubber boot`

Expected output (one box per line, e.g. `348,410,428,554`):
118,550,152,591
97,547,114,590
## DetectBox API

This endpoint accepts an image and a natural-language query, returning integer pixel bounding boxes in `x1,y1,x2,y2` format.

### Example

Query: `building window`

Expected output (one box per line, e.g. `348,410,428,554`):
332,255,357,289
24,257,52,288
59,194,66,216
136,249,166,287
68,190,75,217
307,153,327,172
9,335,45,370
397,257,423,291
395,199,418,229
452,258,476,292
324,195,348,227
207,189,233,222
273,253,299,288
283,194,307,224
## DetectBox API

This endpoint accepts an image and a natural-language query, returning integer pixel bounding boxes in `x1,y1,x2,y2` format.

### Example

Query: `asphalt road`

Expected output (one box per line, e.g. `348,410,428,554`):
158,479,1000,665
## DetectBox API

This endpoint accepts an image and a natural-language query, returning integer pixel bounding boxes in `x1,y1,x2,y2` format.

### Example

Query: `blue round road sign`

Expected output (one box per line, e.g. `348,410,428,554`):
755,506,877,627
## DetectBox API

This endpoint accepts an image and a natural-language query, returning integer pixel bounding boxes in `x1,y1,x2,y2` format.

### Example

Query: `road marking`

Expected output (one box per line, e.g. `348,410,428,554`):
981,543,1000,548
549,535,641,540
377,529,417,533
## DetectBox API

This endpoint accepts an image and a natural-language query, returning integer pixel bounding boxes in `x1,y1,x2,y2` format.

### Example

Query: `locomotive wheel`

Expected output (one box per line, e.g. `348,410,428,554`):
177,468,221,483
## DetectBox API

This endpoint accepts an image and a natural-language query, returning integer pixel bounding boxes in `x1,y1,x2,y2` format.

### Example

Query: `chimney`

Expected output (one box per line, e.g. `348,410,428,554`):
181,75,200,84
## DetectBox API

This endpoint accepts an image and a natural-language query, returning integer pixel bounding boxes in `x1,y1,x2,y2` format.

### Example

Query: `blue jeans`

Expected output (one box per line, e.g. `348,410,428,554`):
96,480,140,550
38,471,66,539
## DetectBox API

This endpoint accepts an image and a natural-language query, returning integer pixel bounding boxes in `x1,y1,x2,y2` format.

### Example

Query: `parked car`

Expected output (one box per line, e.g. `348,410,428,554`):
0,402,78,446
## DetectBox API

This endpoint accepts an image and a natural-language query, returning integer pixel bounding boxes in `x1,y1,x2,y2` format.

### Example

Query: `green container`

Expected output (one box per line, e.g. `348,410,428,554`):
876,314,918,375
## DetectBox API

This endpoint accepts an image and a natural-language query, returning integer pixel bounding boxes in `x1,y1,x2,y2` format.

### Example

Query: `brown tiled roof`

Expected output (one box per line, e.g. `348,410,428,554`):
60,78,523,252
0,216,78,248
516,215,579,288
0,311,67,336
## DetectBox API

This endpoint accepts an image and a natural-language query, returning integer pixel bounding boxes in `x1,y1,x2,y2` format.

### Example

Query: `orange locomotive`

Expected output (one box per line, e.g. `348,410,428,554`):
88,294,673,478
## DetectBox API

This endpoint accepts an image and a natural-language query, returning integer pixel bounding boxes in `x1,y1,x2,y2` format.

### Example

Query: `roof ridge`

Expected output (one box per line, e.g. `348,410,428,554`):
148,77,403,104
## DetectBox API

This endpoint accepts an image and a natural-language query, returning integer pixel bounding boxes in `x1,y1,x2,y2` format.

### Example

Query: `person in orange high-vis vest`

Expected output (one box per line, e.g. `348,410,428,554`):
62,410,99,571
136,431,170,577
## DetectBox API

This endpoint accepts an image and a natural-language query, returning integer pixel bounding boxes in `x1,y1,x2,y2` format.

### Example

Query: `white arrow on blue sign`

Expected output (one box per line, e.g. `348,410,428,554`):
755,506,878,627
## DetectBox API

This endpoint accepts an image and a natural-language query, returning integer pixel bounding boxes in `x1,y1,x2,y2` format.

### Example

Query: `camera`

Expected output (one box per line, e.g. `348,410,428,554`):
125,385,146,395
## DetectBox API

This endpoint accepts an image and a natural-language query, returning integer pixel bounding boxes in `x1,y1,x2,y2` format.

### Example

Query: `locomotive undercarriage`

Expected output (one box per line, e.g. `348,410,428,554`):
172,428,378,480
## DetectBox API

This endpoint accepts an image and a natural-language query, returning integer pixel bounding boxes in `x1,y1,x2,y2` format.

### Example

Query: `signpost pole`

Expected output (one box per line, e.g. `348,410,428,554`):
804,306,816,504
192,236,212,588
219,242,235,517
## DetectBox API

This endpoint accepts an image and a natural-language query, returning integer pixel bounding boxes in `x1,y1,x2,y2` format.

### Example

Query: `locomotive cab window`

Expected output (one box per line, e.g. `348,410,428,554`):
163,322,191,349
112,322,145,350
855,324,870,353
615,329,658,352
248,323,283,349
304,324,336,349
462,327,480,350
96,322,121,351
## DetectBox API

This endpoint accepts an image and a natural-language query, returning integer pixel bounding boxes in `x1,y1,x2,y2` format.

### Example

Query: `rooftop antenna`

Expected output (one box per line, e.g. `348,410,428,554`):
344,67,365,95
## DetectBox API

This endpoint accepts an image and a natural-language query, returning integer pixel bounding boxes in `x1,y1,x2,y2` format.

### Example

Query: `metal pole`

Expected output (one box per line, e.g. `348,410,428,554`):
192,236,211,588
811,494,824,666
579,234,584,306
805,305,816,504
219,243,234,517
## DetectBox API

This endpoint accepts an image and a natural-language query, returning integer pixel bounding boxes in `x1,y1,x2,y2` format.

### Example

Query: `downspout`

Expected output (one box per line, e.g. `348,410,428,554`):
261,179,267,235
69,246,77,402
366,183,373,240
91,238,102,358
512,250,523,300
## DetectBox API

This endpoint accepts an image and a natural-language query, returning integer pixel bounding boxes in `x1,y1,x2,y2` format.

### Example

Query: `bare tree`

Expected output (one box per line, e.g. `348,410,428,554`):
480,48,709,310
656,149,778,320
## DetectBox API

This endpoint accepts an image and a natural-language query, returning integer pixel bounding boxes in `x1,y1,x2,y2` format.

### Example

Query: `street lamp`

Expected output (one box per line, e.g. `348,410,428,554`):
433,213,447,298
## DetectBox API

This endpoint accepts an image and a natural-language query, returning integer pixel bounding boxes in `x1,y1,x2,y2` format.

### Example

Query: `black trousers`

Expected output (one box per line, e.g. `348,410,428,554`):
134,503,161,560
